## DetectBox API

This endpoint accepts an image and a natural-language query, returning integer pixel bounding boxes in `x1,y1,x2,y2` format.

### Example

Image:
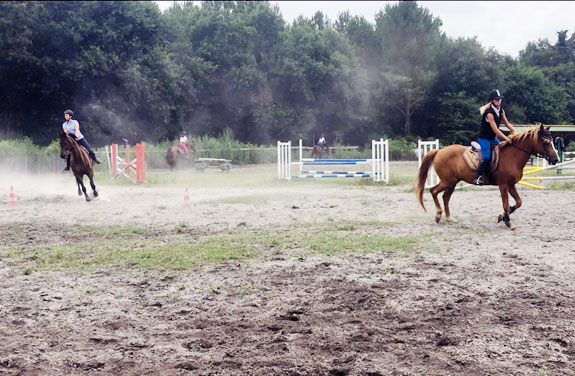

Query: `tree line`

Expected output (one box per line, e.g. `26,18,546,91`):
1,1,574,146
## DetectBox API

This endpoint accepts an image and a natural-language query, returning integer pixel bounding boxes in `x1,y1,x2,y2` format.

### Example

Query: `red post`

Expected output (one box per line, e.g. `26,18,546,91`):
140,143,146,183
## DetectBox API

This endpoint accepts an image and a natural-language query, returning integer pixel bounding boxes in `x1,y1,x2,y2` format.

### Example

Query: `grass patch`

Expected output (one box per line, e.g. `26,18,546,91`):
7,220,422,271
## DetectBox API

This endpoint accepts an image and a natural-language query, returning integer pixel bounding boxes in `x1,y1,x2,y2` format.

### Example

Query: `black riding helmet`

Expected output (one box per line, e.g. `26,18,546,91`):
64,109,74,117
488,89,503,101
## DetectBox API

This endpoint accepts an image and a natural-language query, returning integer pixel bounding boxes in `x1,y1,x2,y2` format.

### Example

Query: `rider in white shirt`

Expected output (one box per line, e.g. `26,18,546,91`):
178,131,189,158
317,134,327,150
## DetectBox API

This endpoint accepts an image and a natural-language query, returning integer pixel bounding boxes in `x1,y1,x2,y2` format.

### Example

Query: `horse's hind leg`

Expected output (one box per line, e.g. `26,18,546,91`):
430,181,451,223
442,184,458,222
77,181,82,196
77,176,90,202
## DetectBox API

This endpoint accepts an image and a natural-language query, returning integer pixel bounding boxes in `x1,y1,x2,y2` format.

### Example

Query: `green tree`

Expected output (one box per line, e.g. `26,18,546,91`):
374,1,444,135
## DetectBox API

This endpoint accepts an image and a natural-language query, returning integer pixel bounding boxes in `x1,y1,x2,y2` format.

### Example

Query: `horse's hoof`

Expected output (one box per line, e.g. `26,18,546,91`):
507,222,516,230
497,214,504,223
93,191,99,197
85,198,91,202
446,217,458,223
435,215,441,224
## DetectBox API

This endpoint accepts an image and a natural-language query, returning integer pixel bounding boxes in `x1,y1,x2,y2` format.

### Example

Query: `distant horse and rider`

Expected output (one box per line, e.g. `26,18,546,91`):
167,131,197,171
310,133,330,158
416,124,558,230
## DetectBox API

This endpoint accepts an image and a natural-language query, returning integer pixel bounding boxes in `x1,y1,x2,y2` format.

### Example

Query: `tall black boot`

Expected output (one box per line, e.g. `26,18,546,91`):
64,154,71,171
474,159,489,185
89,151,101,164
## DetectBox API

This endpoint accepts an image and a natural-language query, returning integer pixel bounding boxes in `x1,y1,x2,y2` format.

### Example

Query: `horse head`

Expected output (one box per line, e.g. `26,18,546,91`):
58,130,72,159
535,124,559,165
188,140,197,153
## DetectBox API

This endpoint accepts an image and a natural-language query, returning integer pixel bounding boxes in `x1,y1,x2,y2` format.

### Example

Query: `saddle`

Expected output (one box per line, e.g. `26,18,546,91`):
463,143,501,174
177,146,187,155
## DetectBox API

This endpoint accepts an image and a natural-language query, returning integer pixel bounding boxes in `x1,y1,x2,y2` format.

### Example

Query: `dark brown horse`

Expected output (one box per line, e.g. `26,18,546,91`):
310,144,329,159
416,125,558,230
59,130,98,201
167,140,197,171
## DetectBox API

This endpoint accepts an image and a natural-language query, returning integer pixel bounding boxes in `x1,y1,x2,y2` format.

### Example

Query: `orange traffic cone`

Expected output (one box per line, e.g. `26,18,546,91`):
183,187,190,208
8,186,17,206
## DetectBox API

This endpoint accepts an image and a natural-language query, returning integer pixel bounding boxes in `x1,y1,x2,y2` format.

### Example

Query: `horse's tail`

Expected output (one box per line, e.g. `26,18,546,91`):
416,149,439,212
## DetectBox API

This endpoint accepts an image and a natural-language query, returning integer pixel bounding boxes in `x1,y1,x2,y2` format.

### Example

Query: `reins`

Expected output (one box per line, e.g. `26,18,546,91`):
504,134,549,160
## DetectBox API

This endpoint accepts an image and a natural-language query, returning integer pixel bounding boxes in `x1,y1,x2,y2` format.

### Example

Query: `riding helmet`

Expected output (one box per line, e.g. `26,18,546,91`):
64,109,74,117
488,89,503,101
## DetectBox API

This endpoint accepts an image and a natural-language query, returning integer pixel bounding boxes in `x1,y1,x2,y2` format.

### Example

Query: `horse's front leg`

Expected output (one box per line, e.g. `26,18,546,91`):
89,173,98,198
498,184,515,230
498,184,521,224
76,176,90,202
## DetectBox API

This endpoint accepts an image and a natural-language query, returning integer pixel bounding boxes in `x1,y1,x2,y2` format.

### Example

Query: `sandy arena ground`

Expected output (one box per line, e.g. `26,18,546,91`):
1,166,575,375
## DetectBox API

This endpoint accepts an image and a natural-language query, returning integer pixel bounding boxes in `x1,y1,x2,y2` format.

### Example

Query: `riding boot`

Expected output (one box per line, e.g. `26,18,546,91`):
89,151,101,164
474,159,489,185
64,154,71,171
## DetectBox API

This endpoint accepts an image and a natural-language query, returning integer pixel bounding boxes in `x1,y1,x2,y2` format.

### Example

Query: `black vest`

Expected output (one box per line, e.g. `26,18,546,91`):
478,105,503,140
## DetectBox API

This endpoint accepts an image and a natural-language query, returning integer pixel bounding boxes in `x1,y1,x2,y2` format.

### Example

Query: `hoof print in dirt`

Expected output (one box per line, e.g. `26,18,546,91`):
435,335,458,347
268,324,283,332
71,362,105,371
280,309,304,321
329,369,350,376
175,362,198,371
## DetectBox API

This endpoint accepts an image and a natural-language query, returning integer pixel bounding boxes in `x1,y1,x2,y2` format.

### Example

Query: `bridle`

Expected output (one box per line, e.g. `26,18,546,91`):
507,132,553,161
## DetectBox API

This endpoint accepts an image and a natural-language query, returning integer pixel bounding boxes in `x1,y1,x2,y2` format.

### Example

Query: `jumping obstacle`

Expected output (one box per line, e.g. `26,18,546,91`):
515,158,575,189
277,139,389,183
106,142,146,184
418,139,440,188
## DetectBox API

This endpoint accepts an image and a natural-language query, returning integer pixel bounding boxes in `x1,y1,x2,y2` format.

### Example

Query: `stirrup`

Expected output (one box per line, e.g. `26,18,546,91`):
474,176,484,185
64,166,70,171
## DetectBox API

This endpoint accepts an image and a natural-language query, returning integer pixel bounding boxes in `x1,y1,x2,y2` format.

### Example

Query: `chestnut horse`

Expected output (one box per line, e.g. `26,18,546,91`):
416,125,558,230
310,144,329,159
59,130,98,201
167,140,196,171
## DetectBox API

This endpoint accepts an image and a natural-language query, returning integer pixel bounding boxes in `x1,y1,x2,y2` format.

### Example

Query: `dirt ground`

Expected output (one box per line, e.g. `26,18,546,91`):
1,166,575,375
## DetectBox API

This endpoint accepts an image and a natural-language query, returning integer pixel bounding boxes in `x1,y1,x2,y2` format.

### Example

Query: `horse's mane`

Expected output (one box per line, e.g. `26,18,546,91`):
500,126,540,147
65,134,92,167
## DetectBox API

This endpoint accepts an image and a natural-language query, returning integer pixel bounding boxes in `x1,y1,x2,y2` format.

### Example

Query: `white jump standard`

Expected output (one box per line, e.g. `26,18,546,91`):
277,139,389,183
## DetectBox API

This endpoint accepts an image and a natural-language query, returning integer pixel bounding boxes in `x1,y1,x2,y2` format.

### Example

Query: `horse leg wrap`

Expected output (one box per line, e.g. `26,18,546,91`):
502,214,510,226
509,205,516,215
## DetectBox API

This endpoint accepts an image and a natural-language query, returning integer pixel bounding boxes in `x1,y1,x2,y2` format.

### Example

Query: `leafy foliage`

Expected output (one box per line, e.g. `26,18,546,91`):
0,1,573,148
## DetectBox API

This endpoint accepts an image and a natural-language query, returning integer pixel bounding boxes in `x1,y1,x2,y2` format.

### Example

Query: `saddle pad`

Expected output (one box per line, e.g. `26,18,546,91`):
463,145,500,173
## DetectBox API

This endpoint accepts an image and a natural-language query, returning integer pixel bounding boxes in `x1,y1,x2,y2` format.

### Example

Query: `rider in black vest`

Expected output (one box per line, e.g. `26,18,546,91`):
474,89,517,185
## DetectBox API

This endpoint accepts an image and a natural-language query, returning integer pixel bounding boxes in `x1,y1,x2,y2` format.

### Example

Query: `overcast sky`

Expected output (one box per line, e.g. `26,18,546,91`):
154,1,575,57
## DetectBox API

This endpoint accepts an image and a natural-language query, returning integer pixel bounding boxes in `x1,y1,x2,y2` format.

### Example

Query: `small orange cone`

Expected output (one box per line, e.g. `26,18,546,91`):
8,186,17,206
183,187,190,208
